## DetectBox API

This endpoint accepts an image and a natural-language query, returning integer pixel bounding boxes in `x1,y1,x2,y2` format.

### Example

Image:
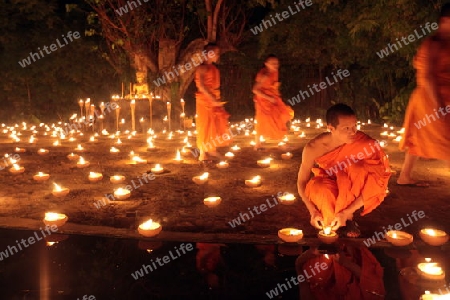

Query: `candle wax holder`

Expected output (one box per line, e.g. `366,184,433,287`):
33,173,50,181
419,228,449,246
318,229,339,244
281,152,293,160
114,188,130,200
52,187,70,197
278,228,304,243
245,176,262,187
138,220,162,237
9,165,25,174
386,230,413,247
204,197,222,207
110,175,125,184
43,212,68,227
278,193,296,205
216,161,229,169
257,159,271,168
88,172,103,182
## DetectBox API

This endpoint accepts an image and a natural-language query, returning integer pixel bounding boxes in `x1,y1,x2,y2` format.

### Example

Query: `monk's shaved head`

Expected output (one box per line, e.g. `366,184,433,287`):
326,103,356,128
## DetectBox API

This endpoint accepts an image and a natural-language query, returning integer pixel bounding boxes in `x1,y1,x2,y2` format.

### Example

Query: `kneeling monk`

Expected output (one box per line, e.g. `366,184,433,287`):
297,104,391,236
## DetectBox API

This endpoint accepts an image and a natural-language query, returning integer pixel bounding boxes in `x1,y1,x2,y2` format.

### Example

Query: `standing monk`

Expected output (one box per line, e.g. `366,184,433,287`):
397,4,450,186
297,104,391,236
195,43,231,161
252,55,294,150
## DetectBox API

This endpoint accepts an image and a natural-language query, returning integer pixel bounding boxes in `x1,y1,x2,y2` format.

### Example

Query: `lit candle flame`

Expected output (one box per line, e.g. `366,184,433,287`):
323,227,332,235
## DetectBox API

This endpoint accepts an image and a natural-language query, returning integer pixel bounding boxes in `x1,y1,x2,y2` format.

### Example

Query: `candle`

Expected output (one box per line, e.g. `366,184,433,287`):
9,164,24,174
74,144,85,152
204,196,222,207
138,219,162,237
33,172,49,181
417,262,445,280
37,148,49,155
245,175,262,187
67,153,79,161
231,145,241,152
420,292,450,299
130,99,136,131
52,183,70,197
419,228,449,246
318,227,339,244
110,175,125,183
216,161,229,169
88,172,103,182
114,187,131,200
110,147,120,153
43,212,68,227
192,172,209,185
77,156,90,168
151,164,164,174
278,193,296,205
257,158,271,168
385,230,413,246
173,149,183,163
131,155,147,164
15,147,26,153
278,228,303,243
281,152,293,160
225,152,234,159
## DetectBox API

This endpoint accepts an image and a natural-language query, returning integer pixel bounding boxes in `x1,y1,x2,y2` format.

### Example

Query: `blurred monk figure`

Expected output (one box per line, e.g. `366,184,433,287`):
195,43,231,161
296,243,385,299
297,104,391,236
398,4,450,186
252,55,294,150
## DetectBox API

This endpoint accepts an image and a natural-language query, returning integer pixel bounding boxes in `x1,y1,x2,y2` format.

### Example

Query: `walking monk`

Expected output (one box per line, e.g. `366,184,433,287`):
297,104,391,236
195,43,231,161
252,55,294,150
398,4,450,186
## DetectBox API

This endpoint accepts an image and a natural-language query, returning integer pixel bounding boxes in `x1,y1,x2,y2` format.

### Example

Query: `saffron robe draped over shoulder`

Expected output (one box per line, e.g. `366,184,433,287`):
305,131,391,226
399,37,450,161
299,246,385,300
195,64,231,152
254,68,294,140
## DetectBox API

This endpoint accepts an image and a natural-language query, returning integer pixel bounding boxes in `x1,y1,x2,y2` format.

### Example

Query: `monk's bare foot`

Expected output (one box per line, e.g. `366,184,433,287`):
396,178,429,187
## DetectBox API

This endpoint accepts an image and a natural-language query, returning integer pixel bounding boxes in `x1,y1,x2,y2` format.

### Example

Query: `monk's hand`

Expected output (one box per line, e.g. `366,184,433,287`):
310,210,324,229
331,211,348,231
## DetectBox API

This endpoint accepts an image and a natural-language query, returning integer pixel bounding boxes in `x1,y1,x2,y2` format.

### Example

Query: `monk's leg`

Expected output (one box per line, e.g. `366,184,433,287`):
397,151,419,184
305,177,338,227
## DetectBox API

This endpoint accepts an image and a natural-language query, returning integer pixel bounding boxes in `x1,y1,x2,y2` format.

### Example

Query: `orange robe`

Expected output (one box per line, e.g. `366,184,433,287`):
299,247,385,300
399,37,450,161
254,68,294,140
305,131,391,226
195,64,231,152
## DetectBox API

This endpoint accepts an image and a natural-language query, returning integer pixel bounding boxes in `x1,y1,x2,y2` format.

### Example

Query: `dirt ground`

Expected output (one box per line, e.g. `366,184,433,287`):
0,119,449,245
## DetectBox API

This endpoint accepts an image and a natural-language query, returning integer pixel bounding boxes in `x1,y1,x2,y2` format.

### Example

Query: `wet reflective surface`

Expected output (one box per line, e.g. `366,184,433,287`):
0,229,448,299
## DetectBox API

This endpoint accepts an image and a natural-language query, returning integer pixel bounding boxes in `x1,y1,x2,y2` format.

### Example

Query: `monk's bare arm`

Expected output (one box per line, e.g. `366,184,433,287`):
252,75,276,103
424,40,444,108
196,66,217,104
297,143,319,215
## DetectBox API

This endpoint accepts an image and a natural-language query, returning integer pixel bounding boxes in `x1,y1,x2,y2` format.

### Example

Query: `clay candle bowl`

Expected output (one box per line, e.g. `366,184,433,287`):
278,228,304,243
151,164,164,174
318,227,339,244
216,161,229,169
52,183,70,197
257,158,271,168
88,172,103,182
245,175,262,187
417,262,445,281
231,145,241,152
77,156,90,168
131,156,147,164
15,147,26,153
74,144,85,152
33,172,49,181
192,172,209,185
9,164,25,174
37,148,49,156
281,152,293,160
114,187,130,200
43,212,68,227
386,230,413,246
67,153,79,161
173,149,183,164
110,175,125,184
204,196,222,207
138,219,162,237
419,228,449,246
225,152,234,159
278,193,296,205
110,147,120,153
